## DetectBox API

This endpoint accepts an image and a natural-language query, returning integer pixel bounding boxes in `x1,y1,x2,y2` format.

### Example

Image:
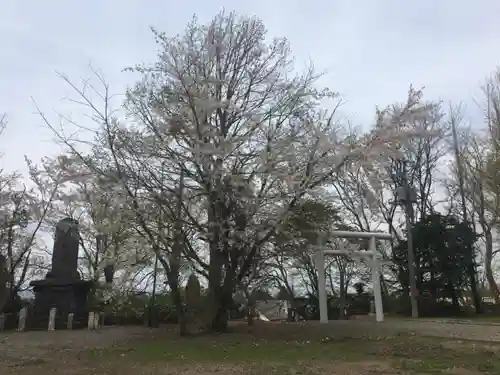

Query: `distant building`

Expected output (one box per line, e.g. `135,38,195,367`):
255,299,290,321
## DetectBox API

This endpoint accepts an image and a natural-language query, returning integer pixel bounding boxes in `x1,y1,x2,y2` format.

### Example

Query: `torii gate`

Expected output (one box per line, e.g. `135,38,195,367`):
315,230,392,323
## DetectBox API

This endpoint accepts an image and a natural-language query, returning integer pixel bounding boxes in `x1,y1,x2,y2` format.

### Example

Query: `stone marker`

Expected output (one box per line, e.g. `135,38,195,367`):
0,313,5,332
48,307,56,331
93,312,99,329
88,311,95,330
369,300,375,316
67,313,74,330
18,307,27,331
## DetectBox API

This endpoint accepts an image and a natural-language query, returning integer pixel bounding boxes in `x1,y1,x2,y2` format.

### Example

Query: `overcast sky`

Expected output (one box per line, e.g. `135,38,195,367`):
1,0,500,175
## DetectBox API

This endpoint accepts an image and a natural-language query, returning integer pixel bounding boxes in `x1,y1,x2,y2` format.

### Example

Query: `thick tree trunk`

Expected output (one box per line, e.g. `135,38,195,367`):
0,255,10,313
171,287,188,336
0,290,8,314
158,251,186,336
210,269,238,332
468,262,483,314
485,262,500,303
0,286,7,314
208,270,232,332
211,300,230,332
484,231,500,303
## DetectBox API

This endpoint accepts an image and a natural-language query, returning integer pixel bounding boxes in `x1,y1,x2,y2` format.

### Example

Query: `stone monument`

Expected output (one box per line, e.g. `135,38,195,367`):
29,218,94,330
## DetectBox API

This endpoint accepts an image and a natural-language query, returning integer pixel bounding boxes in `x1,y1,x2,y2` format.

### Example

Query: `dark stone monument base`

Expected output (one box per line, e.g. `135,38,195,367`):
28,279,94,330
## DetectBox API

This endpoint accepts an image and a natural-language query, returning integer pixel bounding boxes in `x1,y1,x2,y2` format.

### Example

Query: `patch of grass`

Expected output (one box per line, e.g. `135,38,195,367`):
74,323,500,374
87,334,370,363
398,359,458,373
82,332,500,374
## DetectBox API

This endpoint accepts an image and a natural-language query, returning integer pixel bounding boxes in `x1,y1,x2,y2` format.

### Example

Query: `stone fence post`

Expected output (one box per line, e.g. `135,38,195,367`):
88,311,95,330
18,307,27,332
48,307,56,331
67,313,74,330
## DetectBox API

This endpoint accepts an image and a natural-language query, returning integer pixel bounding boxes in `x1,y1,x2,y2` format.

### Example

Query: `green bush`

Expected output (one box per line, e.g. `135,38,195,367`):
102,291,185,326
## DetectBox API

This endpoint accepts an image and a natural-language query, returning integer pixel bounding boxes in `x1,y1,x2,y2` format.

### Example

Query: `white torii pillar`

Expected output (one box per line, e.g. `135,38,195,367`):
315,230,391,324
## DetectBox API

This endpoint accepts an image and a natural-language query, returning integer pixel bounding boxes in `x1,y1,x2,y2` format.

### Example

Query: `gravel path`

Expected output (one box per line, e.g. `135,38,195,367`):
1,319,499,362
383,319,500,341
341,319,500,341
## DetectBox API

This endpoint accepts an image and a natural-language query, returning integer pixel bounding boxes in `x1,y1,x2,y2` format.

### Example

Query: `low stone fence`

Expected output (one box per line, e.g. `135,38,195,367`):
0,308,103,332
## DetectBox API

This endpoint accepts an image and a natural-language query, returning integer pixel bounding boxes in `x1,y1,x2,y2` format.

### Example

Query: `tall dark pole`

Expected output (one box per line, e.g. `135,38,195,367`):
450,111,482,314
401,161,419,318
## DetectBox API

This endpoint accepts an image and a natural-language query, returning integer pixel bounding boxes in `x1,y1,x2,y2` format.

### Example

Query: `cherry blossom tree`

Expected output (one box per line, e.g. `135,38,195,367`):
122,12,434,331
42,11,433,332
41,155,156,296
0,151,61,312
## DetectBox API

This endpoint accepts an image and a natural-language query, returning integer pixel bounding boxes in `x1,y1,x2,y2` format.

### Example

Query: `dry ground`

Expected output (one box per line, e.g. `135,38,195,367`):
1,319,500,374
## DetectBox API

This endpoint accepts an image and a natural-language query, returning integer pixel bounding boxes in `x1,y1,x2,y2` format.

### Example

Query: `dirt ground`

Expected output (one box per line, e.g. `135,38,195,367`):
1,319,500,374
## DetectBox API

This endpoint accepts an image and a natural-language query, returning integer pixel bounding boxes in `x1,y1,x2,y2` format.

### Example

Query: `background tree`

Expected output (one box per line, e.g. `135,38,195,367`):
476,70,500,302
393,213,477,315
45,156,146,282
448,70,500,303
0,155,60,310
331,95,448,303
